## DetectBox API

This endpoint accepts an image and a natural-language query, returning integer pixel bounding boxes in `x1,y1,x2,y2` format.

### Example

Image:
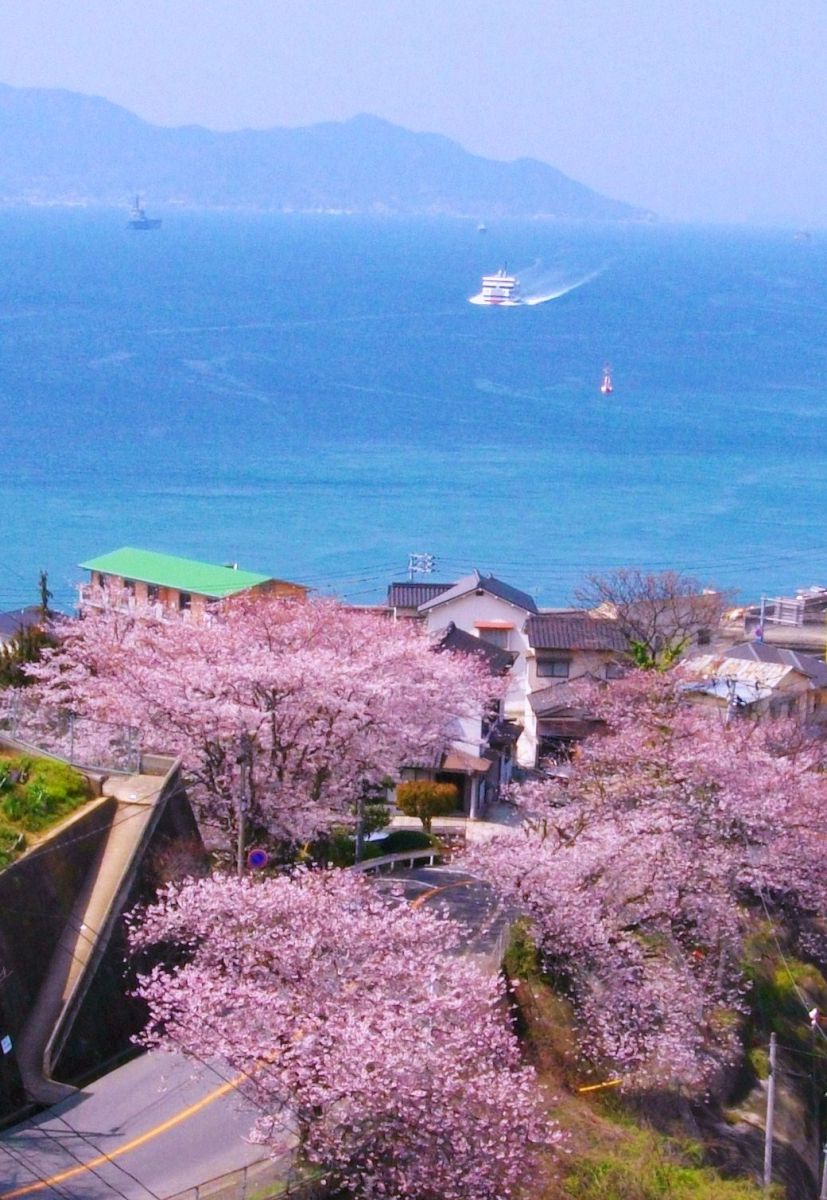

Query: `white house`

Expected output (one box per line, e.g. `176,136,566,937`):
522,614,628,762
416,571,540,769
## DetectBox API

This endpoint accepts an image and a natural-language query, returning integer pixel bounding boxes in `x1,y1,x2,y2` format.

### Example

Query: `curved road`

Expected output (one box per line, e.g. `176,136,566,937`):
0,869,505,1199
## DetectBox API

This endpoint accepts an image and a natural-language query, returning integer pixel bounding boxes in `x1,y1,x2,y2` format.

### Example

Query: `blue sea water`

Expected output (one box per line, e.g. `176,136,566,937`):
1,208,826,611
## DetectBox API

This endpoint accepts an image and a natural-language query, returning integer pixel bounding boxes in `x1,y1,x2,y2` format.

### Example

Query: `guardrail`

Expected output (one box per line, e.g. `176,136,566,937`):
164,1153,326,1200
350,847,444,874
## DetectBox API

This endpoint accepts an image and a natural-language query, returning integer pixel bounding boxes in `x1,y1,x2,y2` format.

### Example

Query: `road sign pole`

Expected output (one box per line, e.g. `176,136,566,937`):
764,1032,777,1197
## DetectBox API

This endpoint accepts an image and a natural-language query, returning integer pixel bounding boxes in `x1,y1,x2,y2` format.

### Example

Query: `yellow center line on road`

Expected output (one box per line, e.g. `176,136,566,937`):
0,1072,246,1199
410,878,474,909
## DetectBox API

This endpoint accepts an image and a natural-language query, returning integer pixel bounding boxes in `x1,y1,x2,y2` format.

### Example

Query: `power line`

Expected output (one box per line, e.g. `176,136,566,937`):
0,1134,76,1200
15,1116,146,1200
51,1112,160,1200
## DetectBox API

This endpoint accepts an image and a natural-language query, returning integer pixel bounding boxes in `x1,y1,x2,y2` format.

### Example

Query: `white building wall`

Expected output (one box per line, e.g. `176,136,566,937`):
422,590,534,764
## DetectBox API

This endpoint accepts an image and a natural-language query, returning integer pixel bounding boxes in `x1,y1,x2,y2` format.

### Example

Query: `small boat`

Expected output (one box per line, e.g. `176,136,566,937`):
477,222,487,233
477,267,521,306
600,364,613,395
128,196,162,230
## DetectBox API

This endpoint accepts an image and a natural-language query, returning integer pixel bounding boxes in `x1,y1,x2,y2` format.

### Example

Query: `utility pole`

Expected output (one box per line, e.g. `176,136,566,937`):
38,569,53,619
236,730,253,877
354,793,366,864
407,552,435,581
756,595,766,642
725,676,738,726
764,1032,777,1197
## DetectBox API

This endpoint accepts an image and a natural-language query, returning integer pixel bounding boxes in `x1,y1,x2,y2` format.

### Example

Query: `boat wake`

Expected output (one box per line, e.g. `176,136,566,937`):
469,261,607,307
522,265,606,305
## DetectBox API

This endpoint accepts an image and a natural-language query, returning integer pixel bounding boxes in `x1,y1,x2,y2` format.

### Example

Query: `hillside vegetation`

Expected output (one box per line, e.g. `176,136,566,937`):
504,924,802,1200
0,753,91,867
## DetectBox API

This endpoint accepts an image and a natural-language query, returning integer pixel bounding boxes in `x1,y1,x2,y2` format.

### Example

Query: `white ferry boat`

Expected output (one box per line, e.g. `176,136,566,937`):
474,267,522,306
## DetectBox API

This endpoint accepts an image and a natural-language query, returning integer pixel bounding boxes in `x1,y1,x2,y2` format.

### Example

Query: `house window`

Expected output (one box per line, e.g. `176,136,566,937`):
124,578,136,596
147,585,160,603
478,628,510,649
178,591,192,611
537,657,570,678
605,661,625,680
697,627,711,646
481,698,502,737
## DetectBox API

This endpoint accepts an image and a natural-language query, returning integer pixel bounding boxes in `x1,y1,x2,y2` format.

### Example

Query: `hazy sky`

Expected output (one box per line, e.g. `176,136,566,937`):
0,0,825,224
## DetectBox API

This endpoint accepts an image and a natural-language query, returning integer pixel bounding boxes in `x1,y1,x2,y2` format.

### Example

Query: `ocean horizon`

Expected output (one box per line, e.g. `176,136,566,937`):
1,209,826,613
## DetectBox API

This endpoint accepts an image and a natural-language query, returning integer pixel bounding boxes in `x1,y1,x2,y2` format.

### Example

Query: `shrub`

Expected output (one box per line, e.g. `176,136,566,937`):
380,828,435,854
396,780,459,832
503,919,541,981
0,823,25,869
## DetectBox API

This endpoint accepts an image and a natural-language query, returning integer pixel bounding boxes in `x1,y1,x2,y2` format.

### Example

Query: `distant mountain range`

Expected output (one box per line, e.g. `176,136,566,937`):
0,82,650,220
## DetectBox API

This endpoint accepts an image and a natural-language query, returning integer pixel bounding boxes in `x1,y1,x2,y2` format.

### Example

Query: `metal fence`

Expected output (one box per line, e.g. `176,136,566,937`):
0,697,142,774
164,1154,328,1200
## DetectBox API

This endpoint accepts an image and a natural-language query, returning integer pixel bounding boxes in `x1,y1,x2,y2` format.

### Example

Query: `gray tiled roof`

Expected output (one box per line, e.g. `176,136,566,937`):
417,570,538,615
435,622,516,673
726,640,827,686
387,581,455,608
526,614,628,652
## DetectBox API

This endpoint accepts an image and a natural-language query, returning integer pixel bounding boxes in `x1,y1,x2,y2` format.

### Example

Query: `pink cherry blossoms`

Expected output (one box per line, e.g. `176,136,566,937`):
466,671,827,1090
20,595,495,845
129,869,559,1199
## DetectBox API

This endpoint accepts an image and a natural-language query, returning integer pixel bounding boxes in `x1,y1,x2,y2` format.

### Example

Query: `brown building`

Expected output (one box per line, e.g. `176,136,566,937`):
79,547,307,620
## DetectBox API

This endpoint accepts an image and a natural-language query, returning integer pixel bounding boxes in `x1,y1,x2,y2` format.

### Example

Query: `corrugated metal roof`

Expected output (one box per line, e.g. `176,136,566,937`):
526,614,628,651
80,547,275,599
417,570,538,614
683,679,773,704
387,581,455,608
686,654,793,688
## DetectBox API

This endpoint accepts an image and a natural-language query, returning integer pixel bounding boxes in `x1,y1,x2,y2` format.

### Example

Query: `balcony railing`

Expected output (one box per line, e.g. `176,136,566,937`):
78,585,201,623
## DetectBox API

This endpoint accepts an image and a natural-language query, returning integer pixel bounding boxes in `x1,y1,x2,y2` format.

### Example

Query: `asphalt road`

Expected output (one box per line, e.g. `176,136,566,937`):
0,1050,290,1199
372,865,511,967
0,868,506,1199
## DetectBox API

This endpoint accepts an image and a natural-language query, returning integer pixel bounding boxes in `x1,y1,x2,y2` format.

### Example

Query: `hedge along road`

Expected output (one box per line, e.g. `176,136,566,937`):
0,867,506,1199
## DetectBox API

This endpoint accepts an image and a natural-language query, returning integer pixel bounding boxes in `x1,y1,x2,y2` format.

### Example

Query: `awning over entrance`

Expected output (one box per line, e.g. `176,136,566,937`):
441,749,493,774
537,717,599,739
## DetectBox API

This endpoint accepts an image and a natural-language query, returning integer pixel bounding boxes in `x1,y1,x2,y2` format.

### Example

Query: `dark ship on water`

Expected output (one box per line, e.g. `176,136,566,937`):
128,196,161,230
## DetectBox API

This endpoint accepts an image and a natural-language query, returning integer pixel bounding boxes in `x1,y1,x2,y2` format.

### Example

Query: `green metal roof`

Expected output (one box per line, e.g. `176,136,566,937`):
79,547,274,599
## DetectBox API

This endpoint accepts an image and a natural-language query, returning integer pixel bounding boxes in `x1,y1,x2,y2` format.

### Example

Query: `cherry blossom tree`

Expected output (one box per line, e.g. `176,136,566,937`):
129,869,558,1199
466,671,827,1090
19,595,496,849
